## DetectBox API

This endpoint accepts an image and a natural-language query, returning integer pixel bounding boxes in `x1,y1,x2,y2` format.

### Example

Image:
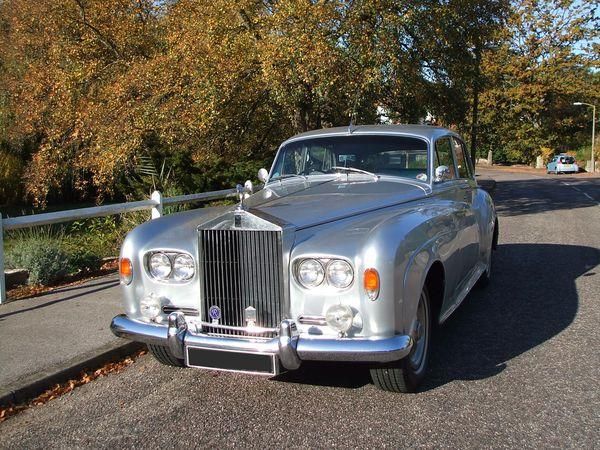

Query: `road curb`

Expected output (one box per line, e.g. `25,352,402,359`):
0,340,144,408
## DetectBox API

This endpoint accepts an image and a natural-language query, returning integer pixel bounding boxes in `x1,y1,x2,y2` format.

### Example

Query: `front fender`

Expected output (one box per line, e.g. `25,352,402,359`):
120,205,233,319
290,198,461,338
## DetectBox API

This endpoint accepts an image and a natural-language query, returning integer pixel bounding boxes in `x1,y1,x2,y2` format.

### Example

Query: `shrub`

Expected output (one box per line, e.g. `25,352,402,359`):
6,240,70,285
68,249,103,273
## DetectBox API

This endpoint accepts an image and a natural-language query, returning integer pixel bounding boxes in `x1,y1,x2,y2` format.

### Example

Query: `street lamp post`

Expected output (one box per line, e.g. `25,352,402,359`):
574,102,596,173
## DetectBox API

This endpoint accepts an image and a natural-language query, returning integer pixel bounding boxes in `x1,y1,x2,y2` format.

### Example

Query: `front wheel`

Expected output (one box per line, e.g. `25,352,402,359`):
370,287,431,393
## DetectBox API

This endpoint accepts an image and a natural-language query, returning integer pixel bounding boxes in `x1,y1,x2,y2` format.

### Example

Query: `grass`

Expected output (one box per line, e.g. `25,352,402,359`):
3,213,146,285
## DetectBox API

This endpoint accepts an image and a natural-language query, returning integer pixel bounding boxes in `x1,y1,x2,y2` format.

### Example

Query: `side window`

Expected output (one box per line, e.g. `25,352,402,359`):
434,138,457,179
452,137,472,179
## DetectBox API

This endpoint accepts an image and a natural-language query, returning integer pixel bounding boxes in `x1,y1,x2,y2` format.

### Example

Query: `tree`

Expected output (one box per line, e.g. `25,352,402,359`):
478,0,599,163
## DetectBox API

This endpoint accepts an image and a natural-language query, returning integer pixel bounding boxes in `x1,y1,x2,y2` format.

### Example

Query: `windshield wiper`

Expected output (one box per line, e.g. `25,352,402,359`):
270,174,307,182
330,166,378,178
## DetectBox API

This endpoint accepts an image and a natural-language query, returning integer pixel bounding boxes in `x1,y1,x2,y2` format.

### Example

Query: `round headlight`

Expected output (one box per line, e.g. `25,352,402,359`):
297,259,325,288
325,304,354,333
140,294,161,321
326,260,354,288
173,254,195,281
149,252,172,280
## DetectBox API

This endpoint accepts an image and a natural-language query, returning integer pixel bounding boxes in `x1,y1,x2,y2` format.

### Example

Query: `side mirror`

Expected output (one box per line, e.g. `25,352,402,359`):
258,168,269,183
434,165,451,183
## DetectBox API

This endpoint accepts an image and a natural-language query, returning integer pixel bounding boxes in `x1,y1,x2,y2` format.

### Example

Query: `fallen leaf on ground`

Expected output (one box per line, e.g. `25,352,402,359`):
0,348,147,423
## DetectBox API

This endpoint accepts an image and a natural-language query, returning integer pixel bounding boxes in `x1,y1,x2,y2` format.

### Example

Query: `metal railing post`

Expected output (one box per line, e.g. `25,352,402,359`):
0,217,5,304
151,190,163,219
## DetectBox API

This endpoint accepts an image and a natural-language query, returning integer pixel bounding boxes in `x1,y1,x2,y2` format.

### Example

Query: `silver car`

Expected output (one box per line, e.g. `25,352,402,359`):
111,125,498,393
547,154,579,174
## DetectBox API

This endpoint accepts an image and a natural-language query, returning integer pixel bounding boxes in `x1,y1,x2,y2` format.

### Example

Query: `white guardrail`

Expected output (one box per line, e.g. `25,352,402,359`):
0,188,237,304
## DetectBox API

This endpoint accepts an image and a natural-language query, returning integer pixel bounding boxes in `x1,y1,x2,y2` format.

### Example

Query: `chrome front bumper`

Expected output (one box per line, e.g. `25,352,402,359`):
110,313,413,372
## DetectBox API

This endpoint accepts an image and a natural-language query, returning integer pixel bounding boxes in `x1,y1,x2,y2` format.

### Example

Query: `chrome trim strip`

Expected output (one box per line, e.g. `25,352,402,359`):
297,315,327,326
163,306,199,316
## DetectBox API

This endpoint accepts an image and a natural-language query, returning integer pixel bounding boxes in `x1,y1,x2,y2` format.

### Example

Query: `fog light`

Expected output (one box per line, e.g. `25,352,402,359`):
140,294,161,321
325,304,354,333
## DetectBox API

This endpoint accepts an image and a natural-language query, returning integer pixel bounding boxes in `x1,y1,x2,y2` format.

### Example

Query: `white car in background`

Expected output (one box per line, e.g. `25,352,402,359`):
547,155,578,174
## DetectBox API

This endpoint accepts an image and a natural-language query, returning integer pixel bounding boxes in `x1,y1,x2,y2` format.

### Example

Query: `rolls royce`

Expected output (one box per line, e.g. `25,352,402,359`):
111,125,498,393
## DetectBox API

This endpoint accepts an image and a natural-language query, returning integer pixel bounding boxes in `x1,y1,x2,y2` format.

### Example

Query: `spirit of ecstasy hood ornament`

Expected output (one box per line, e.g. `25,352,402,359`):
236,180,254,210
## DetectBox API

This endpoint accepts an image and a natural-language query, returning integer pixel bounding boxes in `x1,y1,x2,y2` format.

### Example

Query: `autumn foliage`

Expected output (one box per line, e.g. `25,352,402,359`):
0,0,597,206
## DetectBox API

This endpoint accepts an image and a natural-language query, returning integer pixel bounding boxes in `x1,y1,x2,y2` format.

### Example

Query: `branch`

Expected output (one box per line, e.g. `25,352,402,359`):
71,0,122,60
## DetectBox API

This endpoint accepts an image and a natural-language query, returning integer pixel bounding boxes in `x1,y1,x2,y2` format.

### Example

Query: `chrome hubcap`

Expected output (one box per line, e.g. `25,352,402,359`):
409,292,429,372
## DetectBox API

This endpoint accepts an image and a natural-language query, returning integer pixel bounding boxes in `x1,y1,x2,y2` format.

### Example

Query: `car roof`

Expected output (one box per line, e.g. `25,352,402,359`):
281,124,459,146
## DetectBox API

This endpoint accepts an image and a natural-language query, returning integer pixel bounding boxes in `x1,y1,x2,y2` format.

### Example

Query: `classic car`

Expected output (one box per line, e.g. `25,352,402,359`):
111,124,498,393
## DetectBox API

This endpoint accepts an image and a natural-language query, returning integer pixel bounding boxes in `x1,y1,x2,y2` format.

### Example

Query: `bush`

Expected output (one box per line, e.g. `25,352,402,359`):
6,240,70,285
68,250,103,273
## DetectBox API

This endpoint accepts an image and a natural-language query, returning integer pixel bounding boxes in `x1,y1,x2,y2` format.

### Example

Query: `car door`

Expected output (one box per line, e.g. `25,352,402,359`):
451,137,480,278
432,136,469,310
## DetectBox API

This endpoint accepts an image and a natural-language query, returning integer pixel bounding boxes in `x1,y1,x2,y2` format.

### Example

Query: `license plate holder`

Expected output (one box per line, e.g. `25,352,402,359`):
185,346,278,376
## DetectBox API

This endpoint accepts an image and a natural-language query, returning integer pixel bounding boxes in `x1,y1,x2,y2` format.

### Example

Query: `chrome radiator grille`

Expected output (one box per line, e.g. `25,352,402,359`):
198,229,284,331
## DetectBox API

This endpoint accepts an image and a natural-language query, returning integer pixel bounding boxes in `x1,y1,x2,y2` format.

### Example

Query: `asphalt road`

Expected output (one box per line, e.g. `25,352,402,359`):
1,169,599,448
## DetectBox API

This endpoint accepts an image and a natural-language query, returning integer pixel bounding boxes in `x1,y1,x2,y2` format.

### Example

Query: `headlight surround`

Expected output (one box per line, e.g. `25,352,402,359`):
297,258,325,288
173,254,195,281
295,257,354,290
149,252,172,280
326,260,354,289
147,251,195,282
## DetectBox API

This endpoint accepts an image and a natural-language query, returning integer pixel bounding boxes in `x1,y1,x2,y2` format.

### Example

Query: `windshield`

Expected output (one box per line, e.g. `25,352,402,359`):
271,135,429,182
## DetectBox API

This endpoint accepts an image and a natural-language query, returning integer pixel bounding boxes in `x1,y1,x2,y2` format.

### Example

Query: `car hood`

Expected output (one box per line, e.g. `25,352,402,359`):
245,176,429,230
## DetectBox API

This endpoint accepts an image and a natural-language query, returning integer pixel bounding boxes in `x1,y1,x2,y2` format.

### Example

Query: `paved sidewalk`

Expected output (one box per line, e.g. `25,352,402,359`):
0,274,132,405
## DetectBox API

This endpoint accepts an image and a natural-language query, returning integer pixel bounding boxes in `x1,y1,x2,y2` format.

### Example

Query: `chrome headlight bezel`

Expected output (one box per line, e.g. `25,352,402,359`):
147,251,195,283
325,259,354,289
294,257,354,290
296,258,325,288
149,252,172,280
173,254,195,281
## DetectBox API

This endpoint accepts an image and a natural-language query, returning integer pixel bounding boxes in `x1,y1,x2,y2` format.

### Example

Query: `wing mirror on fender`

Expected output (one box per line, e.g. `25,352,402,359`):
434,165,451,183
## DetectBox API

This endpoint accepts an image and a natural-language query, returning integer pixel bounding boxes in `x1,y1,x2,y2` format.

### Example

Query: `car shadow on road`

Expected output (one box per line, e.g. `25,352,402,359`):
277,243,598,391
422,242,597,391
493,177,598,216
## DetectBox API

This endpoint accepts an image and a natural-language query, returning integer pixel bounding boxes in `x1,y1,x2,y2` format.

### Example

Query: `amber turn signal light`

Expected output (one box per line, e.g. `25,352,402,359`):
363,268,380,300
120,258,133,285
